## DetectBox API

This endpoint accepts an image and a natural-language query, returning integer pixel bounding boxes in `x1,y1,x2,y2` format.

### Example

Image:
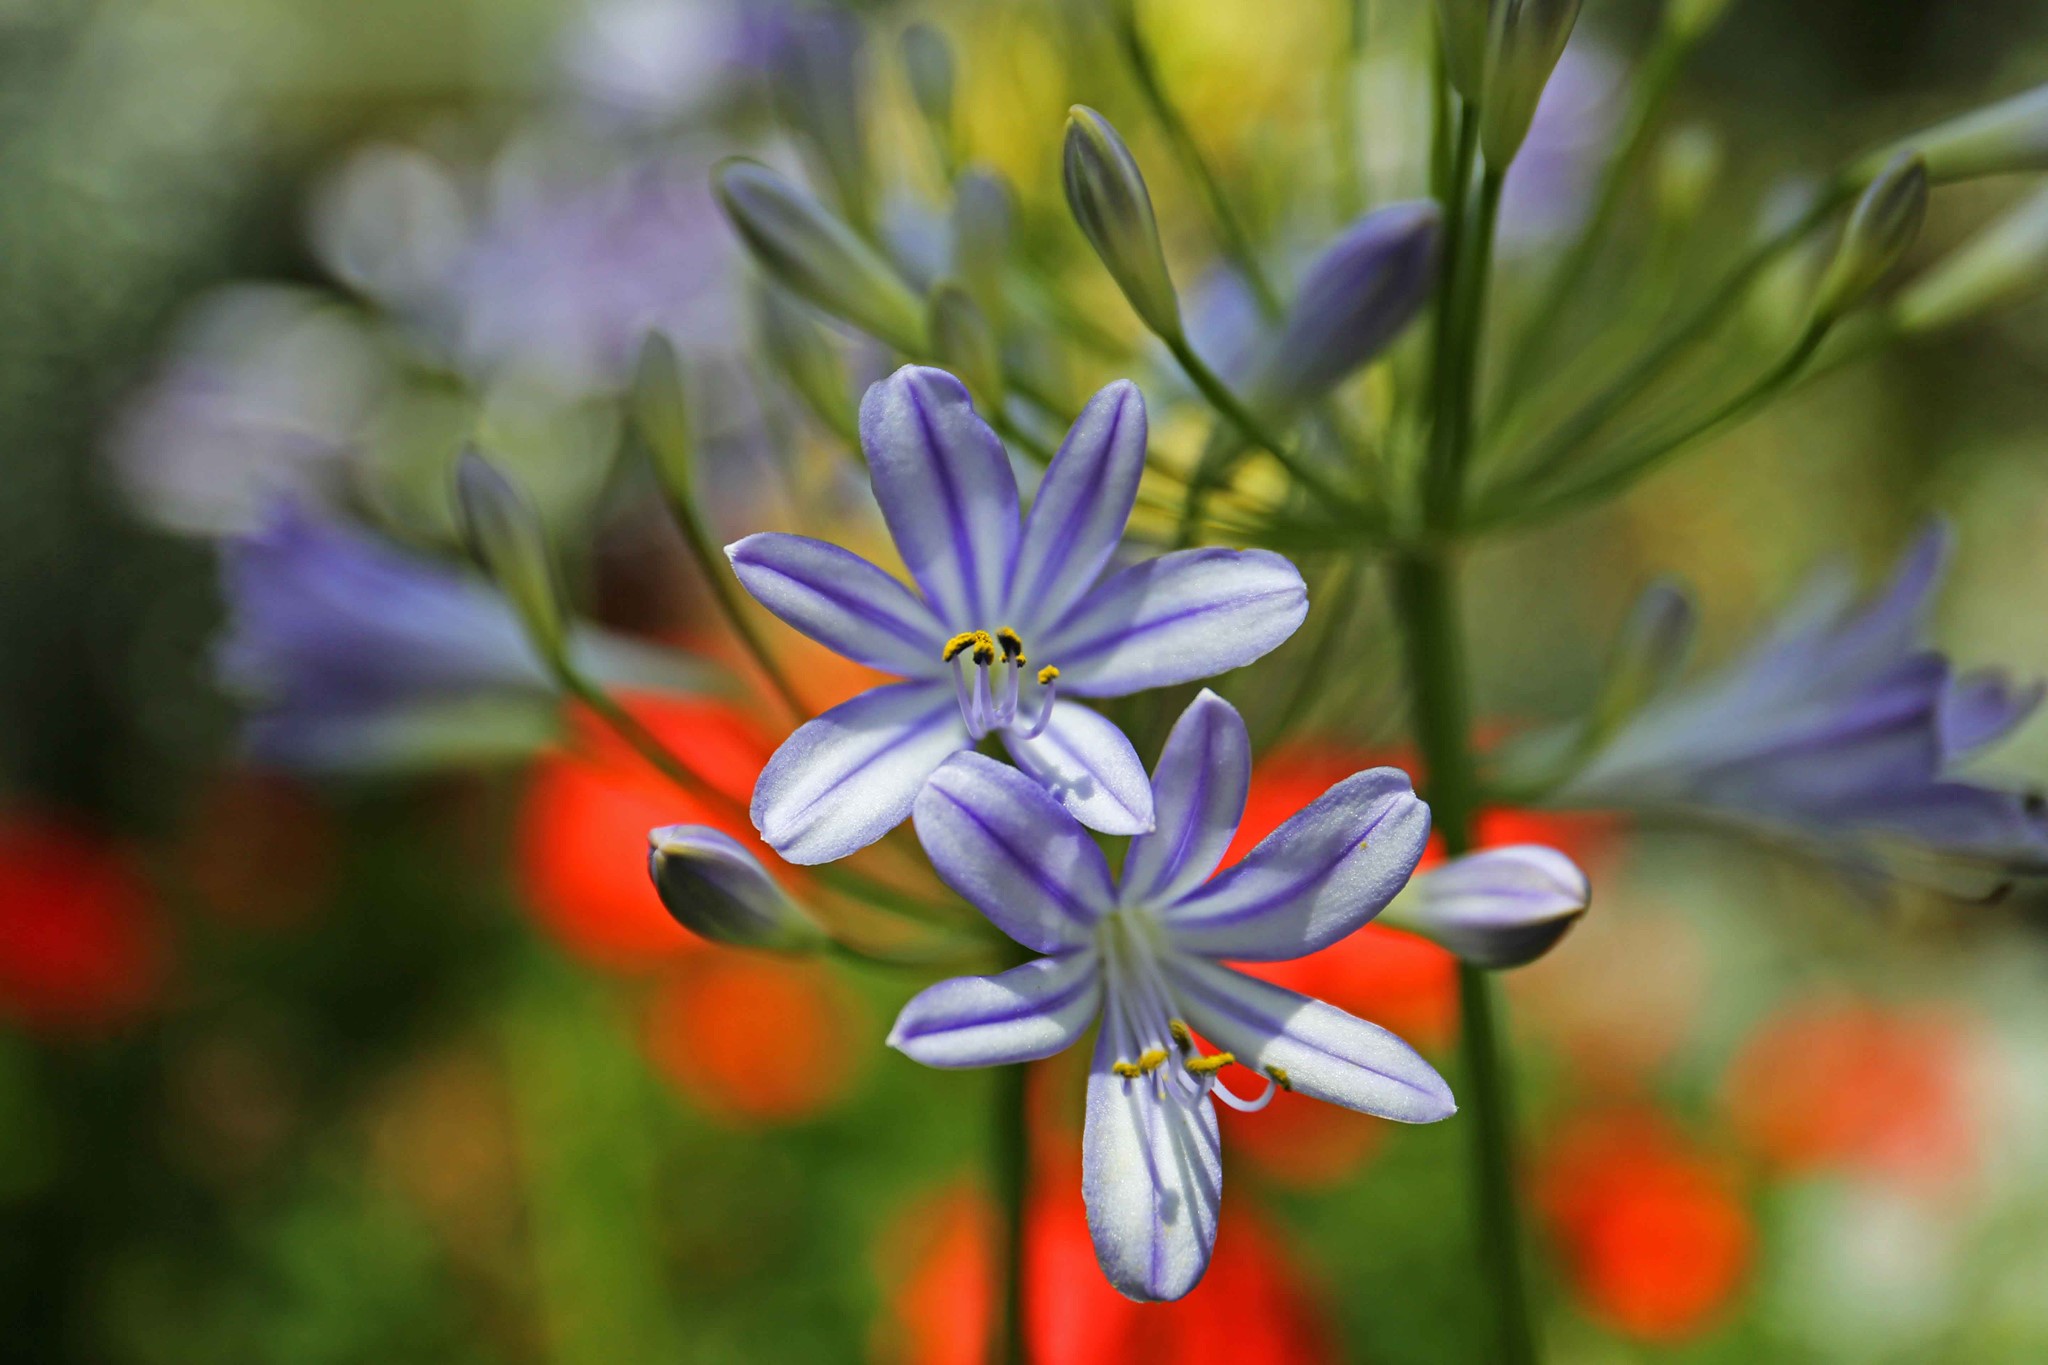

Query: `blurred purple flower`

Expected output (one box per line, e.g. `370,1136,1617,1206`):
728,366,1306,863
887,691,1452,1301
1498,43,1621,251
1381,844,1590,968
108,287,385,535
1555,524,2048,868
218,502,710,771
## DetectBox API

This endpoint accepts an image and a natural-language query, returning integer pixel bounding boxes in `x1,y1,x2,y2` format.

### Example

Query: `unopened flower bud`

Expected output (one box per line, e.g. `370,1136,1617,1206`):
901,22,957,171
927,282,1004,409
1811,152,1928,325
1249,201,1440,411
648,825,825,951
1431,0,1490,102
1655,124,1723,224
715,159,927,356
1063,106,1183,342
1894,183,2048,333
632,332,693,493
1381,845,1590,969
769,12,872,229
1480,0,1586,168
754,283,857,441
453,448,568,670
1862,83,2048,185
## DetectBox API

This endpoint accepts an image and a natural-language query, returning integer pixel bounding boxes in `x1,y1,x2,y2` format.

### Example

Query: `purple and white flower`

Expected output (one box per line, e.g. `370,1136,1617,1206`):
1555,524,2048,868
1380,844,1590,968
730,366,1308,864
887,691,1454,1301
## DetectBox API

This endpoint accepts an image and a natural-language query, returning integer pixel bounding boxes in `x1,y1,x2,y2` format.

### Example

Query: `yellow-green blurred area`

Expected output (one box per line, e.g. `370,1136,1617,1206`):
8,0,2048,1362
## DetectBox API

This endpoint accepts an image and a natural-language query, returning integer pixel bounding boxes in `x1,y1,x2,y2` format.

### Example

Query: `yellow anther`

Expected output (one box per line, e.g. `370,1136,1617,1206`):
1266,1065,1293,1091
1111,1060,1143,1079
996,627,1025,662
942,632,980,663
1185,1052,1236,1076
1167,1019,1192,1051
1136,1047,1168,1074
1037,665,1060,686
971,630,997,666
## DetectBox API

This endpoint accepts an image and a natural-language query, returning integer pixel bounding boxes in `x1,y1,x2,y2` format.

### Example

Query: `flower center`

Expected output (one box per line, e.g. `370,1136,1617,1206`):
940,627,1059,741
1096,910,1280,1114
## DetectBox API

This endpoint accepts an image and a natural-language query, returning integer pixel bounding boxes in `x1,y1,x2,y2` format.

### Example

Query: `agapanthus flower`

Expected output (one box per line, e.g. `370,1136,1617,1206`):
1553,524,2048,870
729,366,1307,864
218,502,708,771
886,691,1454,1301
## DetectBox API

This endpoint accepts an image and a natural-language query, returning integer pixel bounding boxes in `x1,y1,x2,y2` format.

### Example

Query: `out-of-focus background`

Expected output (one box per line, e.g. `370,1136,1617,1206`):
6,0,2048,1360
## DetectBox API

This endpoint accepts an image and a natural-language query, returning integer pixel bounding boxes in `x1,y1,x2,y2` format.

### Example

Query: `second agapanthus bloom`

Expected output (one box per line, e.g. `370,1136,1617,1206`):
730,366,1308,863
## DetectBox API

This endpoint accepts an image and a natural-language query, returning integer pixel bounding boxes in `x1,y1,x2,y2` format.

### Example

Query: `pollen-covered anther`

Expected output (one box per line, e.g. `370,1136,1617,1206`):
996,627,1025,663
1111,1054,1167,1079
1184,1052,1236,1076
970,630,998,666
1167,1019,1192,1051
1037,665,1060,686
1266,1065,1293,1091
941,631,980,663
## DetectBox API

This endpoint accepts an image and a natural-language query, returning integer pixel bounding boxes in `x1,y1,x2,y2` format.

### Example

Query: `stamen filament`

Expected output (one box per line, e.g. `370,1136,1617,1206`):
949,657,986,741
1019,676,1058,740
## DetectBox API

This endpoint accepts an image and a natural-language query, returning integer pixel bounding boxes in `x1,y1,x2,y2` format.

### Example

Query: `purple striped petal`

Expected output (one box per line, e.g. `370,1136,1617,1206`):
913,752,1115,951
1000,701,1154,836
726,532,944,675
1382,845,1589,969
1165,954,1455,1122
887,953,1102,1067
1039,548,1307,697
1162,768,1429,961
1006,380,1146,634
1082,1023,1221,1302
1120,690,1250,907
751,681,968,864
858,366,1019,629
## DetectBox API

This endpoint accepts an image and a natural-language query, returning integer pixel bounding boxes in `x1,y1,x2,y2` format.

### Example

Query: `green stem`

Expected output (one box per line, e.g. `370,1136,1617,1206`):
990,1053,1030,1365
1497,28,1692,411
1164,335,1361,514
1388,551,1537,1365
1114,6,1282,318
1498,182,1851,493
1424,109,1480,526
1427,166,1505,528
1331,0,1372,222
658,485,807,721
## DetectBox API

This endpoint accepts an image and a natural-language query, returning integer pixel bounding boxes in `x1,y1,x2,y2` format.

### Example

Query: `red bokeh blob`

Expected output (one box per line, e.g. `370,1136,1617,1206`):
0,809,167,1035
1535,1108,1753,1343
517,695,778,971
875,1161,1337,1365
1722,995,1978,1195
643,952,865,1124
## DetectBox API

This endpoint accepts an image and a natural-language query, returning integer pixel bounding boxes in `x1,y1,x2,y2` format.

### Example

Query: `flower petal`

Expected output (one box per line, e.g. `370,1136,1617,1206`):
1000,702,1155,836
751,681,968,864
1083,1023,1221,1302
1381,844,1589,969
858,365,1019,628
1006,380,1146,633
913,752,1115,951
1040,547,1307,697
725,532,943,675
1939,669,2043,760
1166,954,1455,1123
886,953,1102,1068
1120,689,1250,907
1162,768,1429,961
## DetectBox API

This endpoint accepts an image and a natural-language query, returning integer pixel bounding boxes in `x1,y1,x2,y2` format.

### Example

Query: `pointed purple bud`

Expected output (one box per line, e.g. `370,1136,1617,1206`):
647,825,825,951
1382,845,1590,969
1250,202,1441,411
1063,106,1183,342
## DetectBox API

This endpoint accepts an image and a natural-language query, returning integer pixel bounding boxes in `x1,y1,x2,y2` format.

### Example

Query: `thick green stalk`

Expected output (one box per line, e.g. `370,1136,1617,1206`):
989,1044,1031,1365
1427,165,1505,529
1389,551,1538,1365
